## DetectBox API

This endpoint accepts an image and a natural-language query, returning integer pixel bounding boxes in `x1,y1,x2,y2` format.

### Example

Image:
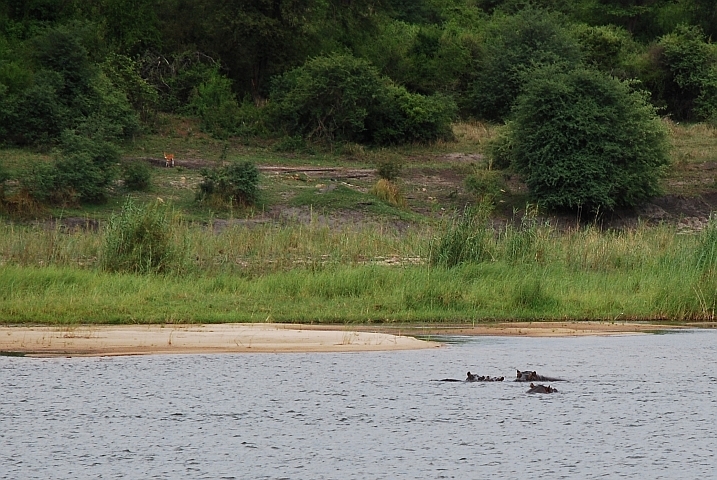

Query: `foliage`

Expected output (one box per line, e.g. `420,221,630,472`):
368,85,456,145
430,203,494,268
1,26,139,146
101,198,188,275
573,24,634,76
196,161,260,207
375,158,403,181
484,124,514,170
361,19,482,100
464,168,505,203
188,68,241,139
649,25,717,121
268,54,386,143
370,178,407,208
510,66,670,212
18,131,119,205
468,8,583,121
100,53,158,124
269,53,456,146
121,160,152,192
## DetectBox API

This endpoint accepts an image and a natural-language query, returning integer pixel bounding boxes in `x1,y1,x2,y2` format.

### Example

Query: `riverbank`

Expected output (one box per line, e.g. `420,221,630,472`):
0,322,695,357
0,323,440,357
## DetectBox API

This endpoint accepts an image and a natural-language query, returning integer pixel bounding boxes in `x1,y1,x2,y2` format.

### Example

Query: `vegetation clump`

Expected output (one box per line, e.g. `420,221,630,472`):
508,66,670,212
196,161,260,208
431,204,494,268
268,53,456,146
121,160,152,192
101,198,187,275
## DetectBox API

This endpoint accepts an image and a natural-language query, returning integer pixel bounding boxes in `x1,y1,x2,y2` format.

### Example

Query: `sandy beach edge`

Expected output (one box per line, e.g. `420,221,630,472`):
0,322,702,357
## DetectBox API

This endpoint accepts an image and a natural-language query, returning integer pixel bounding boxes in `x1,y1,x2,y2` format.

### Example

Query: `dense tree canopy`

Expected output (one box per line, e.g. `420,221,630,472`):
2,0,715,209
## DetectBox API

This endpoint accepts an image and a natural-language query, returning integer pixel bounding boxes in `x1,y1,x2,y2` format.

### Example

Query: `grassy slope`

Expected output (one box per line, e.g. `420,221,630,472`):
2,117,717,325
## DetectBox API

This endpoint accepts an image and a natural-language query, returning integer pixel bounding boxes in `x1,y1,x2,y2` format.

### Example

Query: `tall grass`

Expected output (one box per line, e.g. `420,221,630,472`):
2,211,717,323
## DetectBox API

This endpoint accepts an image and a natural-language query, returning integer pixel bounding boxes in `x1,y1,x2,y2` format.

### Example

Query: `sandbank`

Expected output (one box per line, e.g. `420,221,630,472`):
0,323,440,357
0,321,694,357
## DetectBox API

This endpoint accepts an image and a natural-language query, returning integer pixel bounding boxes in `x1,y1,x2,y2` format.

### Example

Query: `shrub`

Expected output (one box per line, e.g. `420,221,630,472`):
122,160,152,191
268,54,386,144
510,66,670,212
464,169,505,203
468,8,582,121
101,198,188,275
269,53,456,146
375,158,403,182
188,68,241,139
430,203,494,268
573,24,633,75
650,25,717,121
196,161,260,207
100,53,158,124
5,72,70,146
368,86,456,145
18,131,119,205
484,124,514,170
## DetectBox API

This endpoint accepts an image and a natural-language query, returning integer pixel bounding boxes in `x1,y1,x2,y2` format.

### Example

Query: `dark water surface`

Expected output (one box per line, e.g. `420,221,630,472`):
2,330,716,479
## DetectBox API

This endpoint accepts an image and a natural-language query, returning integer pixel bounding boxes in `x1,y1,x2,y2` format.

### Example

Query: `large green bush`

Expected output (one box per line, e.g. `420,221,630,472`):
268,53,455,146
121,160,152,191
468,9,582,121
19,131,119,205
269,54,386,144
509,66,670,212
368,85,456,145
196,161,260,207
649,25,717,121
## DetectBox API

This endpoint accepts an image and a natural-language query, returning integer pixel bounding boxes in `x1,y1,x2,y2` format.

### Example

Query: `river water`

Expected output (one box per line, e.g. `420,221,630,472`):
2,329,716,479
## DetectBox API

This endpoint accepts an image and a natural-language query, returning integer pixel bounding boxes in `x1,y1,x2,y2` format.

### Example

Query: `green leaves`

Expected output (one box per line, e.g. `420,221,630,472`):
268,53,456,146
510,66,670,212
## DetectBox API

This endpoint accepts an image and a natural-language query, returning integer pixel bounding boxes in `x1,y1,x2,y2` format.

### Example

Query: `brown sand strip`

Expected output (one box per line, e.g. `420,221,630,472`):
310,321,693,338
0,323,441,357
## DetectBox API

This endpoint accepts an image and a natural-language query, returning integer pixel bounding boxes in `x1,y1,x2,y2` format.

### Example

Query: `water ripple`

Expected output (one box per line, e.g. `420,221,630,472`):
1,331,717,478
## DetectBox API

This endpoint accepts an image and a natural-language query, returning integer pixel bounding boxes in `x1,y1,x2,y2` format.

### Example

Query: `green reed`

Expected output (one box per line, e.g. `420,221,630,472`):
2,216,717,323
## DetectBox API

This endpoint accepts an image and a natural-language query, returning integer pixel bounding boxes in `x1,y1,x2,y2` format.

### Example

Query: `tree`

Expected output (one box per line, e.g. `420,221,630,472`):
649,25,717,121
509,66,670,212
468,8,582,121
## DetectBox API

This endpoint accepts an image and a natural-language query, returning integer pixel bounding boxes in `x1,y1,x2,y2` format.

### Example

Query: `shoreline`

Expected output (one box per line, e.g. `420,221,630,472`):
0,321,700,357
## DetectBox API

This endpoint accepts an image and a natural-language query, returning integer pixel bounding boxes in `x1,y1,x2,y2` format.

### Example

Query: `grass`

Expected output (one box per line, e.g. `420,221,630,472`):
2,117,717,325
1,217,716,324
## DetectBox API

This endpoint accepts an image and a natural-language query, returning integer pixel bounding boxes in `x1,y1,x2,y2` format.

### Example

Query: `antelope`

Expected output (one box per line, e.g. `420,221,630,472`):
163,152,175,167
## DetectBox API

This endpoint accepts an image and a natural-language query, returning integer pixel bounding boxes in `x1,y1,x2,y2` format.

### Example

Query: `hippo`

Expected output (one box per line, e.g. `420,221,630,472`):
527,383,558,394
436,372,505,382
515,370,563,382
466,371,504,382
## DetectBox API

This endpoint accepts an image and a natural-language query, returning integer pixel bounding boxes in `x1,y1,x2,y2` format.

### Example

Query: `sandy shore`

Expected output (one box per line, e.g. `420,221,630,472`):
0,322,695,357
0,323,441,357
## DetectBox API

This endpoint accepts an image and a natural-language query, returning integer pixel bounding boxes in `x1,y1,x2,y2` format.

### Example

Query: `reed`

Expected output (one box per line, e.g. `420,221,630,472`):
1,215,716,323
